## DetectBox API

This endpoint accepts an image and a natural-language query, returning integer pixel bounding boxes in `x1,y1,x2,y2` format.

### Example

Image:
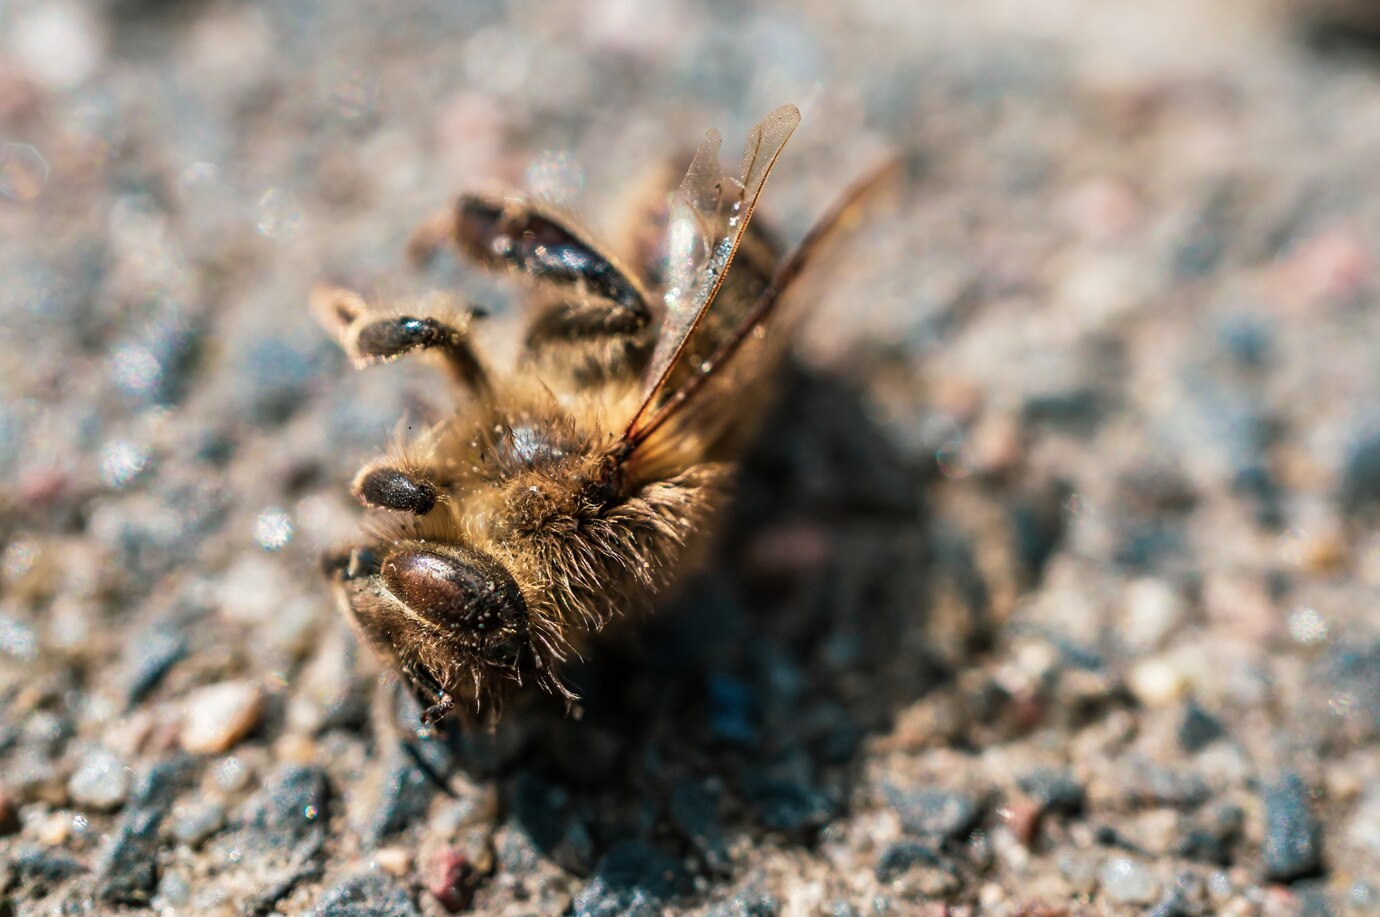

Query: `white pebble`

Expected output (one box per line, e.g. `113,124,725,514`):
1349,784,1380,856
67,748,129,810
180,681,264,754
1121,577,1185,651
1127,656,1189,707
1099,856,1160,904
10,1,104,91
372,846,411,876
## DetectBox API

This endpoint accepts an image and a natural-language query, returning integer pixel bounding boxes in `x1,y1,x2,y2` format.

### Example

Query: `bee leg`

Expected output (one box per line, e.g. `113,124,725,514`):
351,462,439,515
413,194,655,379
321,544,382,579
420,696,456,726
400,661,455,726
309,284,491,395
416,192,650,319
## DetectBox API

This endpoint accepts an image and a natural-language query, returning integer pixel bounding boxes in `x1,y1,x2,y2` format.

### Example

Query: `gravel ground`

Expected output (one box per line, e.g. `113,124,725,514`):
2,0,1379,914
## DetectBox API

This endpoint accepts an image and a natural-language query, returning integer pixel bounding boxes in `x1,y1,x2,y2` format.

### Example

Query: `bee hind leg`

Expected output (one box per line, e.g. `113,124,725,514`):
309,283,491,395
412,193,656,383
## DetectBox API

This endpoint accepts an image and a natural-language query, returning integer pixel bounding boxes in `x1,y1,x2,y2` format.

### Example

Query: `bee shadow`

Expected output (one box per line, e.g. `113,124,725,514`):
409,363,1006,889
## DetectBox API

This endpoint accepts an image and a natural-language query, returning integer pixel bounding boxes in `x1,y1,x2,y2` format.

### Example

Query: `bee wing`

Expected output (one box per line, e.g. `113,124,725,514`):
623,104,801,444
621,157,904,471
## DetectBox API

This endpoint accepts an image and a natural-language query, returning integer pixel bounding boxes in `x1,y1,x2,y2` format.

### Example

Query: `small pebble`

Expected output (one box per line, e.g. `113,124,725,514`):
118,626,187,706
882,785,982,840
313,873,420,917
67,748,130,810
1349,783,1380,856
372,846,411,876
1059,851,1099,895
179,680,263,754
98,758,194,905
1178,701,1226,753
37,811,72,846
429,848,478,912
875,840,940,882
1127,656,1191,707
1017,770,1085,815
11,846,87,895
669,777,729,870
212,756,252,792
1341,428,1380,510
1263,774,1323,882
573,841,686,917
170,801,225,846
239,764,330,850
365,747,435,846
1121,577,1186,651
1099,856,1160,905
153,870,192,909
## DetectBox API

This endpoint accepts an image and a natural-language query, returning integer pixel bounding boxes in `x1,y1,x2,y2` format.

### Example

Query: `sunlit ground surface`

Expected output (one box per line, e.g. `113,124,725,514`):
1,0,1379,913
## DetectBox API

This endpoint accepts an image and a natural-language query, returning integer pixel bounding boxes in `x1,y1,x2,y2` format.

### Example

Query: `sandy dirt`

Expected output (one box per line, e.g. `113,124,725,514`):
1,0,1378,914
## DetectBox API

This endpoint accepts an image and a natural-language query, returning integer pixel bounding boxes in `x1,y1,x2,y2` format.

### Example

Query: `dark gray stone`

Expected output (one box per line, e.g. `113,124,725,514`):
10,846,87,895
706,674,762,748
1178,701,1226,752
882,785,981,840
96,757,194,904
1263,774,1323,882
741,772,835,834
573,841,686,917
1341,428,1380,510
1126,763,1210,810
874,840,941,882
707,890,781,917
1177,804,1243,866
1017,769,1085,815
312,873,420,917
364,748,436,847
669,778,728,870
118,625,187,706
242,764,331,850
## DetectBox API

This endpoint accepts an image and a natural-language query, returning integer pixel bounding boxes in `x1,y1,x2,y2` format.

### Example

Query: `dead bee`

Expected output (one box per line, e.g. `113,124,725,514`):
314,104,894,726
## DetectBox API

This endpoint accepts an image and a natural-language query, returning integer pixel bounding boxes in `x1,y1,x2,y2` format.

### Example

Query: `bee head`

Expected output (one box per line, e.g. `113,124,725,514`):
327,541,557,722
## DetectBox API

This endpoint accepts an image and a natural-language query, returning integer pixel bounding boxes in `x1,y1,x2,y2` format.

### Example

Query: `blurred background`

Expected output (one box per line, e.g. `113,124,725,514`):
2,0,1379,913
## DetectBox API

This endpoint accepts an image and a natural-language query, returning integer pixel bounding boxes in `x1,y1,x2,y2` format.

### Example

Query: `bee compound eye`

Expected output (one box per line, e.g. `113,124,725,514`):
380,547,527,638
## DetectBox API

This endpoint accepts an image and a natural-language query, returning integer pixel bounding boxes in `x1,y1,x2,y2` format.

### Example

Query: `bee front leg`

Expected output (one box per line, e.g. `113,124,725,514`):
399,661,456,726
352,462,440,515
